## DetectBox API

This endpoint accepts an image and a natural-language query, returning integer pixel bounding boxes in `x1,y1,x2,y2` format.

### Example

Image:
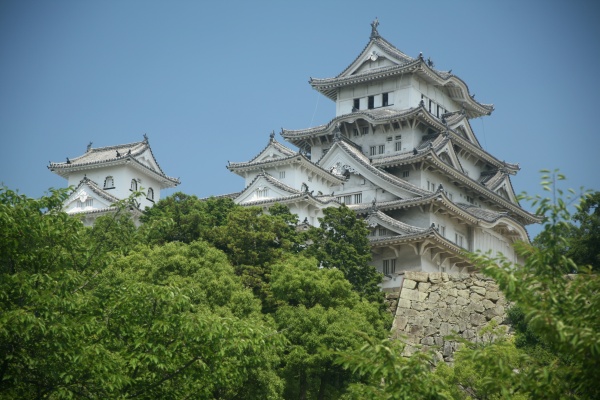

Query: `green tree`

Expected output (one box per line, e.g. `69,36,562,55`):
466,172,600,398
307,206,382,303
567,191,600,271
0,187,285,399
140,192,237,245
270,256,389,400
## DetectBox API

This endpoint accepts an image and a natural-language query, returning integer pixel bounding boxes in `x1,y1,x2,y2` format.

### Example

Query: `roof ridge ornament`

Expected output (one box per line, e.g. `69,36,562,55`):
269,130,275,142
370,18,380,39
87,142,93,152
143,133,149,143
333,123,342,142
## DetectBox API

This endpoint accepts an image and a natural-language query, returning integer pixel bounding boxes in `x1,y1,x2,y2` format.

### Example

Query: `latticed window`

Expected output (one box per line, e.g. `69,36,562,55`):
146,187,154,201
130,179,138,191
104,176,114,189
353,193,362,204
257,188,269,198
383,259,396,275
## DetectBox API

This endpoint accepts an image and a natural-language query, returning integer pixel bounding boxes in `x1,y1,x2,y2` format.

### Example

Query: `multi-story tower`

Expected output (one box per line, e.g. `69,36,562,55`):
228,21,537,289
48,135,179,225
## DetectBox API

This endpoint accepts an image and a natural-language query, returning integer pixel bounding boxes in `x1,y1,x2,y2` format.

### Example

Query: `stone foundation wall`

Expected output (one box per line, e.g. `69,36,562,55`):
389,271,509,362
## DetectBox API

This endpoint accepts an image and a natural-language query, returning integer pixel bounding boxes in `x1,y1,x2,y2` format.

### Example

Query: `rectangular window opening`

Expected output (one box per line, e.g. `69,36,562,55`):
368,96,374,109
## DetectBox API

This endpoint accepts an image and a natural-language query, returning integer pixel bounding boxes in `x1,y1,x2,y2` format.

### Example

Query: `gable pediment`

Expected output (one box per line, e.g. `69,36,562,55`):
64,181,117,214
234,174,299,205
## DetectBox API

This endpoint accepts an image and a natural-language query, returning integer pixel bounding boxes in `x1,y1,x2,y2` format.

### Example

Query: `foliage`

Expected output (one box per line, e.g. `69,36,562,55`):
270,256,389,399
466,171,600,398
0,188,285,399
140,192,237,245
307,206,383,303
335,335,448,400
567,190,600,271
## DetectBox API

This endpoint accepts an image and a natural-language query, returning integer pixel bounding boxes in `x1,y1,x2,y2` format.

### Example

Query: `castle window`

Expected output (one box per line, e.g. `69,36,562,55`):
362,126,369,135
438,225,446,237
378,145,385,154
370,146,376,156
395,140,402,152
368,96,374,109
393,122,400,130
455,233,465,248
257,188,269,198
353,193,362,204
382,92,389,107
279,171,286,179
402,171,410,178
378,228,388,236
146,187,154,202
383,259,396,275
353,128,359,137
353,98,360,110
466,195,474,204
103,176,114,189
130,179,138,191
387,136,393,142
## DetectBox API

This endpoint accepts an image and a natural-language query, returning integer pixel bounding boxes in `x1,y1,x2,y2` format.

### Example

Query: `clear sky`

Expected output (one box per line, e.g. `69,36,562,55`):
1,0,599,236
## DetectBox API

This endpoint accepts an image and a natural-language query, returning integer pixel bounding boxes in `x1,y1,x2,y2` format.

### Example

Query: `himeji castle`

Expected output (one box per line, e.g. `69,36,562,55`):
227,20,538,290
48,135,179,226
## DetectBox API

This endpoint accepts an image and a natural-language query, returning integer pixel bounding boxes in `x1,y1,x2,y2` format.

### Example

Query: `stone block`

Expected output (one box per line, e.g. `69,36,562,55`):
386,292,400,299
485,291,500,301
438,308,452,322
397,298,411,309
424,325,438,337
394,316,408,331
482,299,495,309
427,292,441,303
473,279,486,287
446,296,457,305
421,336,435,346
442,273,449,282
411,301,425,311
457,289,470,299
400,288,420,301
403,279,417,290
418,282,431,292
471,286,486,296
470,293,484,302
467,302,485,314
456,296,469,306
470,313,487,326
443,341,453,356
439,322,451,336
405,271,429,282
429,272,443,283
434,335,444,346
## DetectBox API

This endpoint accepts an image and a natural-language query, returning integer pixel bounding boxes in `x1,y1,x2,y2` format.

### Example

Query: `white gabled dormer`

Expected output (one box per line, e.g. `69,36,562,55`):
48,135,179,225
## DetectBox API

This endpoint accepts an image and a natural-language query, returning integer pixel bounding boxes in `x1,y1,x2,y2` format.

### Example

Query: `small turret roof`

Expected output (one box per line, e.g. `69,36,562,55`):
308,21,493,118
48,136,180,187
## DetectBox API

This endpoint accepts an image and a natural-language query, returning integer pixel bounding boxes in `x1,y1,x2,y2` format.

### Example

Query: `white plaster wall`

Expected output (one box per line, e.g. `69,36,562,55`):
65,165,163,210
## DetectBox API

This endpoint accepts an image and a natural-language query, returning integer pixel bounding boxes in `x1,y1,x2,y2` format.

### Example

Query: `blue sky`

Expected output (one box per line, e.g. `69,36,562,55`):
1,1,599,236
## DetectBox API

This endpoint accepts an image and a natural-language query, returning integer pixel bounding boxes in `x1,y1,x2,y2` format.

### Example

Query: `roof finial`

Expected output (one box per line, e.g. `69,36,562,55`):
370,18,380,39
87,142,92,152
143,133,149,142
269,130,275,141
333,123,342,142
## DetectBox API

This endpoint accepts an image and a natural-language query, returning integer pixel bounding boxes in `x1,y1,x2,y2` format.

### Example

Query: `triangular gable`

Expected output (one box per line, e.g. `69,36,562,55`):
318,141,427,199
243,138,296,165
435,142,463,172
449,117,481,148
492,175,520,205
234,174,300,205
134,148,162,173
336,32,414,79
63,179,119,214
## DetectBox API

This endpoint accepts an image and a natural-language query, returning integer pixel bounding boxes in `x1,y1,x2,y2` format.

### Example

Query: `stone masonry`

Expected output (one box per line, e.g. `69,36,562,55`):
385,271,509,362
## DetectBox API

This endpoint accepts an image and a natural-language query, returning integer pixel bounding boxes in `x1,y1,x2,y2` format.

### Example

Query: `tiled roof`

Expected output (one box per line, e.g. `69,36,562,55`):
366,210,427,235
325,140,429,197
456,203,508,223
282,107,420,139
48,138,180,185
